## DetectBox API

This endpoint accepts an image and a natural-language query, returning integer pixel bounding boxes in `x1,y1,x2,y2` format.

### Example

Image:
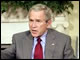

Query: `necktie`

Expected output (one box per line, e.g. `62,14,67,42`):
34,37,43,59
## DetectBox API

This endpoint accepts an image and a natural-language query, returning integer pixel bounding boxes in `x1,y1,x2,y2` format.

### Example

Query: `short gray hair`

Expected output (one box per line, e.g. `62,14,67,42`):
28,4,53,22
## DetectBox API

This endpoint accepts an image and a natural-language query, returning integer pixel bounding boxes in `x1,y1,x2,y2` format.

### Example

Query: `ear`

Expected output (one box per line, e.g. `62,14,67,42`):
47,20,52,28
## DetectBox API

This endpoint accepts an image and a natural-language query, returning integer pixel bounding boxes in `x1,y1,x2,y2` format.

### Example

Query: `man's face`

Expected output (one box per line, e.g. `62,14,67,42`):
29,10,51,37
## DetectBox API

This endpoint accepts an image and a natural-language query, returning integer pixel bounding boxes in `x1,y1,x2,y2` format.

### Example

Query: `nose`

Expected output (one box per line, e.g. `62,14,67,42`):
32,22,37,28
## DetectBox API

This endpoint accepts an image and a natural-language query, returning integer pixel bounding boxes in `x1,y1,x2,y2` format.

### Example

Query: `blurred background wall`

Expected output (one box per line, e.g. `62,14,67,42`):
68,1,79,58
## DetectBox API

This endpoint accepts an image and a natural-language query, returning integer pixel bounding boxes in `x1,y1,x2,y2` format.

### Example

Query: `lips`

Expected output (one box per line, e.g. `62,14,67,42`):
31,30,37,34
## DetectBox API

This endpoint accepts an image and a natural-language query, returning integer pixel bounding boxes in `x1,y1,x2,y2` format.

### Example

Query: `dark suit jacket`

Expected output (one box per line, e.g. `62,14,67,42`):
1,28,76,59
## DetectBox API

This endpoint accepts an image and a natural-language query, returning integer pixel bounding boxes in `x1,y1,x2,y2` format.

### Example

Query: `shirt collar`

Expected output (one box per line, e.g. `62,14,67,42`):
34,31,48,43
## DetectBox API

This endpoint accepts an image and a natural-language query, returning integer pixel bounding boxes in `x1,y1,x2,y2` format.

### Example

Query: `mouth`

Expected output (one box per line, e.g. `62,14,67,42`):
31,30,37,34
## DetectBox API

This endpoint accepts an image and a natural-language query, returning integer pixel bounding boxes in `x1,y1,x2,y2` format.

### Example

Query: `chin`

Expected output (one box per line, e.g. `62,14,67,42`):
32,34,38,37
32,35,38,38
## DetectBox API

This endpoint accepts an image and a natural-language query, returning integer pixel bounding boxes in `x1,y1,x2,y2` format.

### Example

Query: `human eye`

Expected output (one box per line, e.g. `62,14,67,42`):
36,19,42,23
29,19,33,22
36,20,40,22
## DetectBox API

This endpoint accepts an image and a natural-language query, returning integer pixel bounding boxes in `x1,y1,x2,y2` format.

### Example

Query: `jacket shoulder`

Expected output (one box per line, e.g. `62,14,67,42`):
12,30,31,38
48,28,70,38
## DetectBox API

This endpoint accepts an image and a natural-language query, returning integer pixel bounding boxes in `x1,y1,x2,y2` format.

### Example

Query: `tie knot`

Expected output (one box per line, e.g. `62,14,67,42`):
37,37,42,43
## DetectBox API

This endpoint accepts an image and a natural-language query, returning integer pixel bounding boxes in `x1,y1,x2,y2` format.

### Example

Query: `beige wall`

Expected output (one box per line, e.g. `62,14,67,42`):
68,1,79,55
68,1,79,37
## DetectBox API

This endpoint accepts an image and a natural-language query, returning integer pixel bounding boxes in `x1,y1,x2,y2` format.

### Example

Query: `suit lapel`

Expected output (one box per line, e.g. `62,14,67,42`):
22,33,33,59
45,29,56,59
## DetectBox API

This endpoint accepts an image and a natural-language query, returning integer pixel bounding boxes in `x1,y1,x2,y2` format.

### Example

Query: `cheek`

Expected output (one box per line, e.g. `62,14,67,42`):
29,23,32,28
39,24,47,32
42,24,47,28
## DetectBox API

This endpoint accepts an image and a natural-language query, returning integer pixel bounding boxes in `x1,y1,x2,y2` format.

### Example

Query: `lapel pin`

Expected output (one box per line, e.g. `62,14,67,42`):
51,43,55,45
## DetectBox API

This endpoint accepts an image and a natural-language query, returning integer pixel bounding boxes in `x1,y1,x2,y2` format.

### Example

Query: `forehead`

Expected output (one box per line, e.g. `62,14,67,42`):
29,10,45,19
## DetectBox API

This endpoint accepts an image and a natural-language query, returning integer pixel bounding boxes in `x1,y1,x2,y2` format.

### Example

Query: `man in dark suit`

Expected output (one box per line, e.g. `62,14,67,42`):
1,4,76,59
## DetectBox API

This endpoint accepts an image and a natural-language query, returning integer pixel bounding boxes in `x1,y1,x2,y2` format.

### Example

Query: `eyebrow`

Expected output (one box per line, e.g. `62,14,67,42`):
29,18,41,21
